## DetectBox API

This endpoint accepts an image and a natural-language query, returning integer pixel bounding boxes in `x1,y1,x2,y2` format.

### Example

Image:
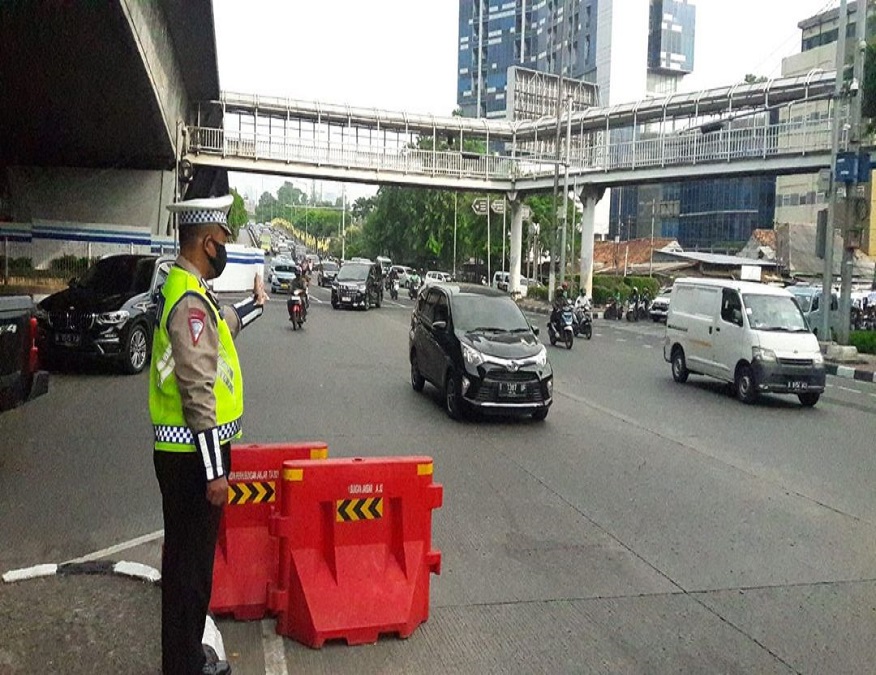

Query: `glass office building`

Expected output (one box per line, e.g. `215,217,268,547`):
457,0,598,118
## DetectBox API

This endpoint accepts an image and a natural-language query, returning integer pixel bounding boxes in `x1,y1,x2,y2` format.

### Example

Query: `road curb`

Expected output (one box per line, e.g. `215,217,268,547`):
825,363,876,383
2,559,226,661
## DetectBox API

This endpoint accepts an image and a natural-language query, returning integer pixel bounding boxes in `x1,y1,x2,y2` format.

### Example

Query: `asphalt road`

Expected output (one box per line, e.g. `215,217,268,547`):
2,282,876,673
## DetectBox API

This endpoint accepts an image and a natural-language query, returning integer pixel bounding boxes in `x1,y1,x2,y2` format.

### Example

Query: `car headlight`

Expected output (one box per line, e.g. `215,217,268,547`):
812,352,824,365
752,346,776,362
358,284,367,292
534,345,547,367
462,343,484,366
96,310,130,326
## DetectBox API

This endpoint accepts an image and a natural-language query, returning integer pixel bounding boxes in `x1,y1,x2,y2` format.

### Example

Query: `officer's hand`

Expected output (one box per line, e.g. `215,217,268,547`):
253,273,269,306
206,476,228,507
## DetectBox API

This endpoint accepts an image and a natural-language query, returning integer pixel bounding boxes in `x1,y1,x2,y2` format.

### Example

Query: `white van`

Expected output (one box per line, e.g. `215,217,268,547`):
663,278,826,406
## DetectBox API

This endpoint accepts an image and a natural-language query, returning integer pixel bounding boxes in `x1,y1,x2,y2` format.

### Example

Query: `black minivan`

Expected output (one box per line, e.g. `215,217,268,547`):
409,283,552,420
331,261,383,310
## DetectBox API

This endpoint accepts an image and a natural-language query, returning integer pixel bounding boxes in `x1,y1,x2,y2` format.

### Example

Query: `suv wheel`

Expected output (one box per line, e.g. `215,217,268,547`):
445,371,464,420
671,347,688,383
121,323,149,375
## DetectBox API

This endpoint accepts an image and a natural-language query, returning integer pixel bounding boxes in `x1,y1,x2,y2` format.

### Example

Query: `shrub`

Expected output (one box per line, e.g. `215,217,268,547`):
527,284,549,302
850,330,876,354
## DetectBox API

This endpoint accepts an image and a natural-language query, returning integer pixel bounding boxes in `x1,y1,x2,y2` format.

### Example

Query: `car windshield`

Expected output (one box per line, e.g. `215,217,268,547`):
452,295,531,333
337,263,370,282
274,265,296,274
743,293,809,332
76,257,153,295
323,262,338,272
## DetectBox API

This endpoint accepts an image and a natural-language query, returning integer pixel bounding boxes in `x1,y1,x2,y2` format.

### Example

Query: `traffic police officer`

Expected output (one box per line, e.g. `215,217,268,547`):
150,195,266,675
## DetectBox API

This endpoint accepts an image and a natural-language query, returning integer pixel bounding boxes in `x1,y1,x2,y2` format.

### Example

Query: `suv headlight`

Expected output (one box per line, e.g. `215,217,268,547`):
534,345,547,366
812,351,824,365
752,346,776,362
462,343,484,366
96,310,130,326
358,284,367,292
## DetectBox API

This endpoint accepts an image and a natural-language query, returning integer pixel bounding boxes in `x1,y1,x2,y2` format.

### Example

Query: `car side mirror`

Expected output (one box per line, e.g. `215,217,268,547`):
531,324,540,336
432,320,447,331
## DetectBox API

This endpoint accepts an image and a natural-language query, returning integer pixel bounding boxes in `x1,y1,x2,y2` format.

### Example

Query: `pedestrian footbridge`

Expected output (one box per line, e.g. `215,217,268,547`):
184,71,837,193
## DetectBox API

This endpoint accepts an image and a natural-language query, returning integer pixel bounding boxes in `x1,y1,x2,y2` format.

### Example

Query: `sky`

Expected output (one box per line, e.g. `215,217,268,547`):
212,0,837,204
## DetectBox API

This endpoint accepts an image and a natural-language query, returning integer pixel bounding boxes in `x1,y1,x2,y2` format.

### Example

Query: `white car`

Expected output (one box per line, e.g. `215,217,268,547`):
424,271,452,285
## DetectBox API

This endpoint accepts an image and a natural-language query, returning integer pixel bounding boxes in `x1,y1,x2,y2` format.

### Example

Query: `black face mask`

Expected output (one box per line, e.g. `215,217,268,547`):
207,240,228,278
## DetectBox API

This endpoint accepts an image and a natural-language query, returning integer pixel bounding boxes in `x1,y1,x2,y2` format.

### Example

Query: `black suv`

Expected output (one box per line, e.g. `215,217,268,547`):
331,261,383,310
36,254,173,374
409,284,552,420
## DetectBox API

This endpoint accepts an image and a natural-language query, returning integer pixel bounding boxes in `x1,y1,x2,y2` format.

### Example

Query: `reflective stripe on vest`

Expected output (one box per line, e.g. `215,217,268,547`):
149,265,244,452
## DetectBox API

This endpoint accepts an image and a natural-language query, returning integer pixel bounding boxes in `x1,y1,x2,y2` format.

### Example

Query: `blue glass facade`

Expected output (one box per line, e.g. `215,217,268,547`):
647,0,696,74
457,0,598,118
609,177,777,250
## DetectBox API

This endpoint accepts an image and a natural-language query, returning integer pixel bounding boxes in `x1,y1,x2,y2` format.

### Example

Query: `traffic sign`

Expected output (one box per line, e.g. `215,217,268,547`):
472,198,490,215
490,200,505,215
521,205,532,219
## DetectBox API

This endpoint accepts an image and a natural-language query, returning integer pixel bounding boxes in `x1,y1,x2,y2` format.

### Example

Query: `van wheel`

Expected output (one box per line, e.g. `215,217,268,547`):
671,348,688,383
735,364,758,404
798,392,820,407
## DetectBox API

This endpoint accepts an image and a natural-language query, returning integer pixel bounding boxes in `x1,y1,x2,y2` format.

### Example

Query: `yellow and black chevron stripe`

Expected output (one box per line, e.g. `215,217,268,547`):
336,497,383,522
227,481,275,505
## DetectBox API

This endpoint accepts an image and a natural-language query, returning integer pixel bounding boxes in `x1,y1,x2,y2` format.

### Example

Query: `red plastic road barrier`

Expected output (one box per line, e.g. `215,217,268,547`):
268,456,443,647
210,442,328,620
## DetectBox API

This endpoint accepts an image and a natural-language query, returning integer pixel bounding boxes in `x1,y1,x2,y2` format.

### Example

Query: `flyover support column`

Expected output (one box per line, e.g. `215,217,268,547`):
507,192,523,296
577,187,605,298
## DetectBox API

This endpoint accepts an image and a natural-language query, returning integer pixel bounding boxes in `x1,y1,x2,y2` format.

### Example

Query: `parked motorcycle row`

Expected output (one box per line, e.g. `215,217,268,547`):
602,297,651,322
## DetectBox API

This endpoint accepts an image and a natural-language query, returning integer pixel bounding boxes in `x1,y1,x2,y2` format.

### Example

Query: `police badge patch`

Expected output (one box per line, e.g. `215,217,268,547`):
188,308,206,345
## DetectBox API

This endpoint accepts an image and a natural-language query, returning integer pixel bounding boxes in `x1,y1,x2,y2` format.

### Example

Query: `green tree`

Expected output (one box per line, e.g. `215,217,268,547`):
227,188,248,242
255,192,279,223
743,74,768,84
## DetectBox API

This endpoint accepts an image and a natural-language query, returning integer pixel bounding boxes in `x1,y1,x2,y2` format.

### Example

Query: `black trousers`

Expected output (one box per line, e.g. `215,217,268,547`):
154,444,231,675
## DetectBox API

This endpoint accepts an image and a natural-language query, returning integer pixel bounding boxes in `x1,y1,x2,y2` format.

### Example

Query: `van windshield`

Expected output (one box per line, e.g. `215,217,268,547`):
789,291,813,313
743,294,809,332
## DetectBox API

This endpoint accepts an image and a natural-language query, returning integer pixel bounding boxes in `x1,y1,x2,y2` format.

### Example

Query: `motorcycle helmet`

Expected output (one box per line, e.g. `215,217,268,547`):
561,281,569,291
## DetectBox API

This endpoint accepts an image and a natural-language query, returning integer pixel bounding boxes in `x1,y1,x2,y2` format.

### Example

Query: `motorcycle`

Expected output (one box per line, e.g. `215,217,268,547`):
623,297,649,322
287,289,306,330
604,297,623,321
573,305,593,340
408,279,421,300
548,301,575,349
390,278,400,300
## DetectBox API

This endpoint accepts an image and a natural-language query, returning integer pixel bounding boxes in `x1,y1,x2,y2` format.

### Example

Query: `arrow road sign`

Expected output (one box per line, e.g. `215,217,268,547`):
490,200,505,214
472,198,490,215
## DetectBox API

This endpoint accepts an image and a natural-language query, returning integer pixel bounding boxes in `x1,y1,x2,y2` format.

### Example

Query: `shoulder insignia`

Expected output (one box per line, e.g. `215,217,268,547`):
188,308,207,345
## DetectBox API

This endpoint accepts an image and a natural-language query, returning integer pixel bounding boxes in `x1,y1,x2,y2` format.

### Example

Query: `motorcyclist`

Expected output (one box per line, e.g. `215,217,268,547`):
290,266,308,319
574,287,591,312
408,270,421,297
551,281,571,328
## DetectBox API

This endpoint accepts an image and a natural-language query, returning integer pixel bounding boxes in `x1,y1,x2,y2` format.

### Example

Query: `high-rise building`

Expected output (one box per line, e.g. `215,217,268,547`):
457,1,778,250
775,1,876,257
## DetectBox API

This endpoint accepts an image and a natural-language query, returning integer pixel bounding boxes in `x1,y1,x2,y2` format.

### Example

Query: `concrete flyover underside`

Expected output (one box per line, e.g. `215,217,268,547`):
0,0,220,171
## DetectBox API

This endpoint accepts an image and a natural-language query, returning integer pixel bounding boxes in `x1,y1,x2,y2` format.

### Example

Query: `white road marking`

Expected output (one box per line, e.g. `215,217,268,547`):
837,385,860,394
643,344,654,348
64,529,164,564
262,619,288,675
616,338,627,342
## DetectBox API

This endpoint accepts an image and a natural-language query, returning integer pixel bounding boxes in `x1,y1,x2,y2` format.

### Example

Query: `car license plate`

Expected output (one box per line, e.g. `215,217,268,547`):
499,382,526,398
341,296,351,303
788,381,808,390
55,332,80,347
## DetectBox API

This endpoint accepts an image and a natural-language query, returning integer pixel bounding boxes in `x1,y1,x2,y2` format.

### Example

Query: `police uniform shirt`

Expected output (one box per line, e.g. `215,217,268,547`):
167,255,261,439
